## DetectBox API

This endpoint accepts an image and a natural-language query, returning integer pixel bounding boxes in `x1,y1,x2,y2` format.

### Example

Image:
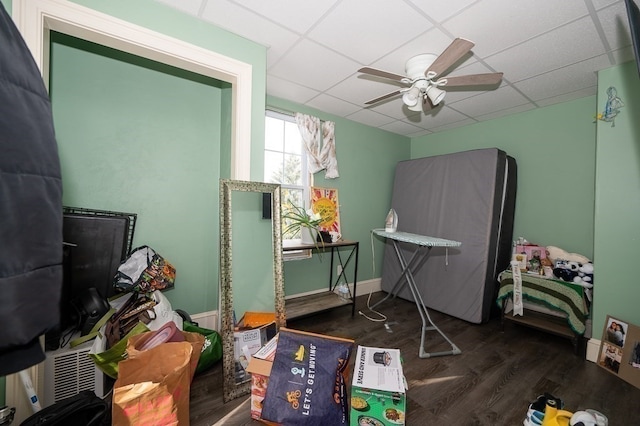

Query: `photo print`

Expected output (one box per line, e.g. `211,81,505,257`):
598,315,640,389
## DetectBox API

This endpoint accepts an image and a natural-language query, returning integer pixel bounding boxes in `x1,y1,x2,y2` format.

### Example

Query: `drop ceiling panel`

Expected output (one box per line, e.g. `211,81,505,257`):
327,73,403,106
200,1,300,68
406,0,477,23
367,98,421,121
230,0,340,34
448,86,530,117
345,108,397,128
269,39,360,91
407,106,470,130
598,2,634,50
379,119,424,135
536,86,597,107
151,0,634,137
486,17,605,83
442,0,590,57
305,94,361,118
515,55,610,101
475,103,536,122
267,75,319,105
307,0,433,64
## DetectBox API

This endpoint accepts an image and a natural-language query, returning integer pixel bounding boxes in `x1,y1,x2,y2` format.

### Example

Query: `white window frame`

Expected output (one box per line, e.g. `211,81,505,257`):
265,109,313,260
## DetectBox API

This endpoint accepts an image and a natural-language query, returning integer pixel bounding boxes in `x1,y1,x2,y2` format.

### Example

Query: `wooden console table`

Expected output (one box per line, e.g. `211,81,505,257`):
283,239,359,320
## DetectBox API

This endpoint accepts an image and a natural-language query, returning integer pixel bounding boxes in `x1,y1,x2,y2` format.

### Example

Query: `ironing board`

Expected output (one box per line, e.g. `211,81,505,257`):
372,230,462,358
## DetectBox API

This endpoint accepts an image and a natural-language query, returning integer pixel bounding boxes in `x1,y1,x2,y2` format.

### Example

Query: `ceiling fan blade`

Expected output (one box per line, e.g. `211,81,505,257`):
359,67,406,82
364,89,402,105
441,72,503,87
426,38,475,78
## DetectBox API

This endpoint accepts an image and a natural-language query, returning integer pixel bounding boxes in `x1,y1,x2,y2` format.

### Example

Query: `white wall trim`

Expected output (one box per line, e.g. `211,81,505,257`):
586,337,600,363
284,277,382,300
13,0,252,179
191,310,219,332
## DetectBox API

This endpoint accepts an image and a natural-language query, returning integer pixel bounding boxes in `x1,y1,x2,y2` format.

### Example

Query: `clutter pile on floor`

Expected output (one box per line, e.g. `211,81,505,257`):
523,393,608,426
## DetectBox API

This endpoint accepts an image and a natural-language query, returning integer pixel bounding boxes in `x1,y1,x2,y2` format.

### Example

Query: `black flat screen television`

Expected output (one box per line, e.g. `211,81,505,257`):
45,207,137,350
625,0,640,78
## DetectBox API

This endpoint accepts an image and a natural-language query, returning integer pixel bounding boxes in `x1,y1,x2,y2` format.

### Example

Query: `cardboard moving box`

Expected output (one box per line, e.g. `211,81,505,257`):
246,335,278,422
350,346,407,426
234,321,277,385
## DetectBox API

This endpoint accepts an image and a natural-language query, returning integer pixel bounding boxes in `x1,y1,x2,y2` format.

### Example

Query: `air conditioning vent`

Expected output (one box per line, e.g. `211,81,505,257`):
43,341,104,407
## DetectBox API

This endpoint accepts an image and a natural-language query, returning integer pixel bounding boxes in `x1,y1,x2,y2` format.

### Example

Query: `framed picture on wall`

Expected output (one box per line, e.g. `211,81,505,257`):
310,187,341,238
597,315,640,389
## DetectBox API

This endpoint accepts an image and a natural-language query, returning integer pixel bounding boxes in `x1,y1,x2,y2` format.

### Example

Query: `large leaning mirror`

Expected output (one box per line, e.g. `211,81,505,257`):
220,179,285,402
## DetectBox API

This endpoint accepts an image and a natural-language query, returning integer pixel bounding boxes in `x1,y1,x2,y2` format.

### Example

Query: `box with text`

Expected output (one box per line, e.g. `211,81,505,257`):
233,321,277,385
350,346,407,426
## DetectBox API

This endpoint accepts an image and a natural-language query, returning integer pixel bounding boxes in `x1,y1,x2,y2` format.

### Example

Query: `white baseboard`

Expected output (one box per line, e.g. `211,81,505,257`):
191,310,219,332
284,278,382,300
586,337,600,363
355,278,382,297
188,280,380,334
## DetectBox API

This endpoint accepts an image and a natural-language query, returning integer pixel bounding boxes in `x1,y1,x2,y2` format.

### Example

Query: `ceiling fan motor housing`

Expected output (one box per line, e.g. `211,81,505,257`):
405,53,437,80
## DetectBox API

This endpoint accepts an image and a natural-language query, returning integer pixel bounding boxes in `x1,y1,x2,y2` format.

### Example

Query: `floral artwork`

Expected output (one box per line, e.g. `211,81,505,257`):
311,187,341,237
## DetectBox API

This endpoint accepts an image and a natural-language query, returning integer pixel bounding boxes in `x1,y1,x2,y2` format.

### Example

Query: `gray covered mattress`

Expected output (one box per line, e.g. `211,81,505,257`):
380,148,516,324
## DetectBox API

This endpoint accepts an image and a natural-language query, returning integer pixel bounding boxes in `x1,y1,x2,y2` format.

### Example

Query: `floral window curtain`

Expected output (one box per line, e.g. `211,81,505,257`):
294,113,339,179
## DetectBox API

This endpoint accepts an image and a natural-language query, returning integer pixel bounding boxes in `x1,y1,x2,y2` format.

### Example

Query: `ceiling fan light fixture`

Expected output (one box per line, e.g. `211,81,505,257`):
407,98,424,112
402,86,421,107
425,85,446,105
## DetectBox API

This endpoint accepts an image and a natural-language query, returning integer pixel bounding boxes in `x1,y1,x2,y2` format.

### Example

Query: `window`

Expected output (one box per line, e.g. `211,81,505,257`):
264,110,312,246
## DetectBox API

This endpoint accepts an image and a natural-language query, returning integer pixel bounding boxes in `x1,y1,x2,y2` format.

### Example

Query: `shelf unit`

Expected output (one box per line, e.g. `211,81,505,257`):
498,271,590,356
283,239,359,320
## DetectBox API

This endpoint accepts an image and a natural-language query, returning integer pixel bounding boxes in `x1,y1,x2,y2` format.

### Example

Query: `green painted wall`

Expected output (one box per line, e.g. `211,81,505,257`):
67,0,267,177
266,97,410,296
50,32,228,315
411,97,597,260
594,61,640,334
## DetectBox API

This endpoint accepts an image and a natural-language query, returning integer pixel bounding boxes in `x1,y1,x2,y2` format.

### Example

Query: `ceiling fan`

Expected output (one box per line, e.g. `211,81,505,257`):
359,38,503,112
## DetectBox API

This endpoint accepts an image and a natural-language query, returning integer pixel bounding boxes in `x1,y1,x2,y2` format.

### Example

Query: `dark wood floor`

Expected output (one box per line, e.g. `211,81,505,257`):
189,293,640,425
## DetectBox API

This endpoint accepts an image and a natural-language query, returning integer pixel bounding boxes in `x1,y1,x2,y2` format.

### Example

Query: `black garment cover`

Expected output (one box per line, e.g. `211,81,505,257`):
0,2,63,375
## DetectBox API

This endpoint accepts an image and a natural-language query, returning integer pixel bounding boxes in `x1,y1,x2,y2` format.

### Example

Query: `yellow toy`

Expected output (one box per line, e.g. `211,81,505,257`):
541,400,573,426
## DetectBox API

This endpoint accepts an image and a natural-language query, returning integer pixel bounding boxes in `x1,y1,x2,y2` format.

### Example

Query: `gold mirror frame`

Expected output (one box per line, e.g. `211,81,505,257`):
220,179,285,402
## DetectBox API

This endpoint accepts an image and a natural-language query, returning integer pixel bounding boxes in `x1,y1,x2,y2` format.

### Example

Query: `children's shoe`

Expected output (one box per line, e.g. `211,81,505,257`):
523,393,564,426
585,409,608,426
523,407,544,426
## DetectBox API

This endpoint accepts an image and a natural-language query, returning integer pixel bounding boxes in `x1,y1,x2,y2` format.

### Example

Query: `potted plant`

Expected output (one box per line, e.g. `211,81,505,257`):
282,203,324,247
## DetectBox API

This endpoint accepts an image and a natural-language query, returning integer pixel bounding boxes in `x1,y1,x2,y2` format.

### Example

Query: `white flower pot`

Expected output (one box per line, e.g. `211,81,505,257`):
300,226,317,245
